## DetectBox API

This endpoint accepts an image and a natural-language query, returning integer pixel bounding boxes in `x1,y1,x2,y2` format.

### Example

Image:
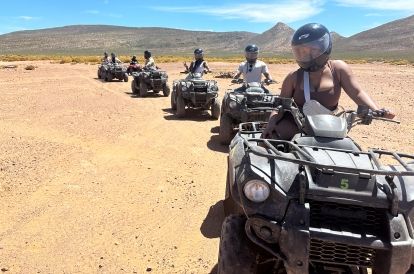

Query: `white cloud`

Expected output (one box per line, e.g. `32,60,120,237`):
154,0,324,23
108,13,123,18
18,16,40,21
335,0,414,11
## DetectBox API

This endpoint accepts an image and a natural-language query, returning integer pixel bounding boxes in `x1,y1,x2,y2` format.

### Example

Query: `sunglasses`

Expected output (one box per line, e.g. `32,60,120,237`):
248,63,253,72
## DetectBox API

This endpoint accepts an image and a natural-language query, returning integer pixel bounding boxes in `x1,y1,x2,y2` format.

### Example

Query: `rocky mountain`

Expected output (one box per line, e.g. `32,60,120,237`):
0,25,256,55
245,22,294,53
334,15,414,53
0,14,413,59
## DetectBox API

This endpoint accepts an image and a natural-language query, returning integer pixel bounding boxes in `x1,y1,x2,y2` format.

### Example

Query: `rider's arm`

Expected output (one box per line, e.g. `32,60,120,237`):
334,60,395,118
183,61,189,71
203,61,211,72
263,72,273,82
268,71,295,118
233,71,242,79
262,64,273,81
188,61,194,72
234,62,244,79
262,72,295,137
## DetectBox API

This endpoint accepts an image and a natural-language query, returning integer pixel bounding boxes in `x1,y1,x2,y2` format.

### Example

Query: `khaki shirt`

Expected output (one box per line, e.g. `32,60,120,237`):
144,57,156,69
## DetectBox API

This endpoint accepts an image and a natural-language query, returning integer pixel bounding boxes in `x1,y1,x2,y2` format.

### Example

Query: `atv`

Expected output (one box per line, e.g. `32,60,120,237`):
219,79,277,144
127,63,142,75
219,98,414,274
171,72,220,119
131,68,170,97
103,63,129,82
97,62,110,80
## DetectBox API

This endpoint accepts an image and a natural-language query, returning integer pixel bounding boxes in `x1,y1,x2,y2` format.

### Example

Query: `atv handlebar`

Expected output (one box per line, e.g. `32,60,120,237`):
230,78,277,86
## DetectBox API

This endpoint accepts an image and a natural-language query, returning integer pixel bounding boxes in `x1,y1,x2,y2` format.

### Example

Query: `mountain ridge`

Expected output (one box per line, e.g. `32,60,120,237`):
1,15,413,59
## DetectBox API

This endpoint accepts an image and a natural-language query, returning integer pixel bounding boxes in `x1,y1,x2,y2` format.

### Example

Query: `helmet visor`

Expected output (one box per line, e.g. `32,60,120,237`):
245,52,258,61
292,33,330,62
195,53,203,59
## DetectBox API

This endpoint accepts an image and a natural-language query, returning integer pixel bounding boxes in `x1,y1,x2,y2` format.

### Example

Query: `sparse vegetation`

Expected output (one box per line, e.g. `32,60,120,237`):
24,65,36,70
0,54,412,66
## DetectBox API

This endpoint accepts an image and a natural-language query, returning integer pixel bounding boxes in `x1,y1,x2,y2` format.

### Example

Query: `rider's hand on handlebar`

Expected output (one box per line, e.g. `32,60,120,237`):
264,78,275,85
375,108,395,119
231,78,240,84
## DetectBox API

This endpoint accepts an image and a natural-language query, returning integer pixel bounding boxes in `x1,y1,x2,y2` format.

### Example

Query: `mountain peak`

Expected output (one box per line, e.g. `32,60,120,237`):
268,22,292,32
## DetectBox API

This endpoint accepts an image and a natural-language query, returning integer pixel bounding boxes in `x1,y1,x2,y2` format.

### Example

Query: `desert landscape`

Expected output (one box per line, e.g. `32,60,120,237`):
0,60,413,273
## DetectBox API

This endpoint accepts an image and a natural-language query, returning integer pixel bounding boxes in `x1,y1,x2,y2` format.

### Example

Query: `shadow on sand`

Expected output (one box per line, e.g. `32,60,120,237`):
200,200,225,239
163,108,218,122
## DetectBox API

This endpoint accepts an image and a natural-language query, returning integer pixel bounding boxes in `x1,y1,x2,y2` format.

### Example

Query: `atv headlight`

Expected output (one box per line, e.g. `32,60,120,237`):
181,86,187,92
229,100,238,109
243,180,270,203
210,85,218,91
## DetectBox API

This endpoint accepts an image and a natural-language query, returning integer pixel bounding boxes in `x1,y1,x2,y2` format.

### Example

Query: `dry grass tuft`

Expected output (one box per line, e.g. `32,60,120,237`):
24,65,36,70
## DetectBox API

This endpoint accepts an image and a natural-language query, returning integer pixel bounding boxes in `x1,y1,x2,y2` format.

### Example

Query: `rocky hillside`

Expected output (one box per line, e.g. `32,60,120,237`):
0,14,413,59
335,15,414,53
0,25,256,55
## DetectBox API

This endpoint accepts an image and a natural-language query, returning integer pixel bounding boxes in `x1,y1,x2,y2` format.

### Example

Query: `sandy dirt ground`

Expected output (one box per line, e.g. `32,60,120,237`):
0,61,413,274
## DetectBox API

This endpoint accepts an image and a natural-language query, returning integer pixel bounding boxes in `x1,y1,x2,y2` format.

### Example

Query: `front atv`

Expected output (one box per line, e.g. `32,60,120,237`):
219,99,414,274
171,73,220,119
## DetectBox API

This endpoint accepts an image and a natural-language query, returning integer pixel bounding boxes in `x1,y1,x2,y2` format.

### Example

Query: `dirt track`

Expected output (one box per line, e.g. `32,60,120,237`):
0,61,413,273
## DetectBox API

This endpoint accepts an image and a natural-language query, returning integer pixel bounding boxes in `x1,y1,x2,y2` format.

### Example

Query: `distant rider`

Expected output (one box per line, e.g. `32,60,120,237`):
184,48,211,75
130,55,138,65
110,53,122,64
101,52,110,63
233,44,274,92
143,50,156,70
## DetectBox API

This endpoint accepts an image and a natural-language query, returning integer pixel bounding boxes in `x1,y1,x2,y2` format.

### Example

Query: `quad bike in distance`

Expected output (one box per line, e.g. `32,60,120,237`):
131,68,170,97
171,72,220,119
219,78,277,144
103,63,129,82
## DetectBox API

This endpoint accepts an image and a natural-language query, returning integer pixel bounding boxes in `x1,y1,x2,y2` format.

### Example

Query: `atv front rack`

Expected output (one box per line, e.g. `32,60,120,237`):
238,122,414,177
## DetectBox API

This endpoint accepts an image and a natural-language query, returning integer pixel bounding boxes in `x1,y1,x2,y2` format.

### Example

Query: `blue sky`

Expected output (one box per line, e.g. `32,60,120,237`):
0,0,413,37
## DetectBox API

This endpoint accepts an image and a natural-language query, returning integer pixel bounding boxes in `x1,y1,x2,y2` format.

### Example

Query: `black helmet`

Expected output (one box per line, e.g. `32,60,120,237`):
291,23,332,72
104,52,108,57
144,50,151,59
194,48,204,60
111,52,115,57
131,55,137,61
245,44,259,63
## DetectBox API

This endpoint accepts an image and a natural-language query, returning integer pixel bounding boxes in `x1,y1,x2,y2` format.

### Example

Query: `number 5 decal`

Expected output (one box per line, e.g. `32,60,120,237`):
340,178,349,189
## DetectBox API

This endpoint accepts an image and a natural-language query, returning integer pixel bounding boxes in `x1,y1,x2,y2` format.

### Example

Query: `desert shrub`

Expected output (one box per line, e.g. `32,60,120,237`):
24,65,36,70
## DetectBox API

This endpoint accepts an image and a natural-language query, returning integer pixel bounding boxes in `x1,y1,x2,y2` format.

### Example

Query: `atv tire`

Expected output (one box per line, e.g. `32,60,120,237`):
171,89,177,110
211,99,221,120
131,79,139,94
139,81,148,97
163,84,171,97
219,113,234,145
123,73,129,82
176,94,186,118
218,215,258,274
97,70,101,79
105,73,113,82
